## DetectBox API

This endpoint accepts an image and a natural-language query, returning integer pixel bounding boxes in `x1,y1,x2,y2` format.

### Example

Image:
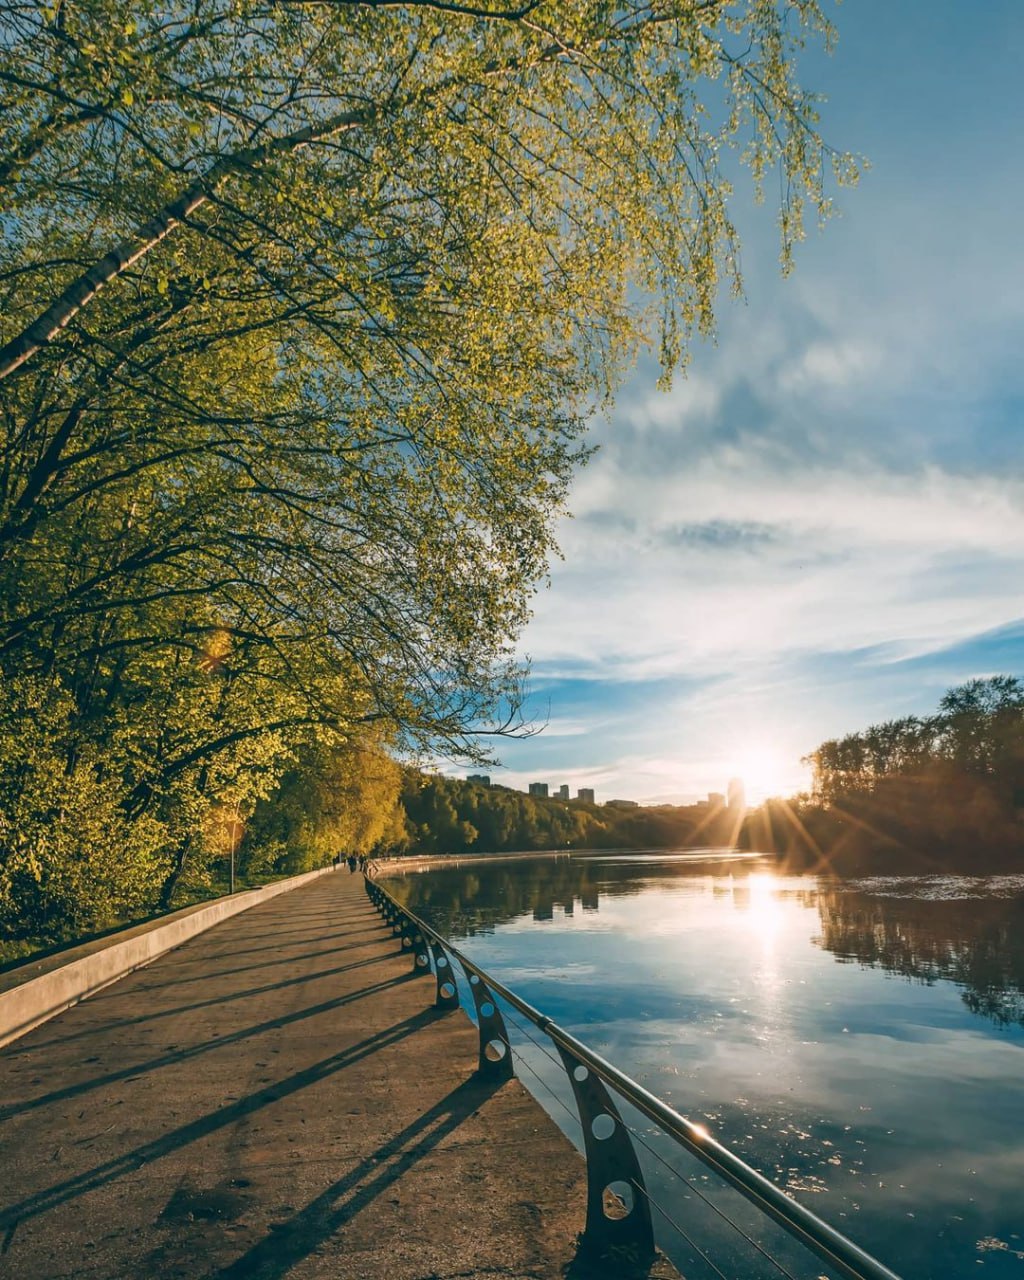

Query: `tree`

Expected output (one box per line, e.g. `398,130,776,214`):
0,1,854,928
243,729,408,875
938,677,1024,788
0,0,854,739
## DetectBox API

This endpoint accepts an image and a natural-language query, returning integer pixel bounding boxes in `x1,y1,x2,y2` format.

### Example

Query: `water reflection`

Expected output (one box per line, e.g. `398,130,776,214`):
815,880,1024,1029
389,853,1024,1031
385,853,1024,1279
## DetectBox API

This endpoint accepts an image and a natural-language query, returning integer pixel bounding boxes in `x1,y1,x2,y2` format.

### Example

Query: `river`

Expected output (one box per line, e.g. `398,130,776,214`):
382,851,1024,1280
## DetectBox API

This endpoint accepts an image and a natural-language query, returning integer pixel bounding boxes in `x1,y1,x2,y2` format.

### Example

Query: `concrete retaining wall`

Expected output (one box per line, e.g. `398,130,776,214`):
0,865,338,1050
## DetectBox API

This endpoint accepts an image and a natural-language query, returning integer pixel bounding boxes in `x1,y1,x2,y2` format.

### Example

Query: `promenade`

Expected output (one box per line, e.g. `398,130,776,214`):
0,871,677,1279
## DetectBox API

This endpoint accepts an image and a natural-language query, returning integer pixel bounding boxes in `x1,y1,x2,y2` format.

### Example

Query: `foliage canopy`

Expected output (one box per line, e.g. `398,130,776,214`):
0,0,852,933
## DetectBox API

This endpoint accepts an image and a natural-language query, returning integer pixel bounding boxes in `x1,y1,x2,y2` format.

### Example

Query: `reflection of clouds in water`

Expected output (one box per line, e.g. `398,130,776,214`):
651,1020,1024,1114
485,961,598,984
485,912,621,936
559,871,820,943
867,1143,1024,1209
407,855,1024,1278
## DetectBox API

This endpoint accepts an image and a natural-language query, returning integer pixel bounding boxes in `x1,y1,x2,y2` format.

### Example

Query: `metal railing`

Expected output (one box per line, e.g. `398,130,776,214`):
364,873,903,1280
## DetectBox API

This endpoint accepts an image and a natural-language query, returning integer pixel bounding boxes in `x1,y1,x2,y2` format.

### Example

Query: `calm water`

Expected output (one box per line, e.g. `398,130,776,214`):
383,852,1024,1280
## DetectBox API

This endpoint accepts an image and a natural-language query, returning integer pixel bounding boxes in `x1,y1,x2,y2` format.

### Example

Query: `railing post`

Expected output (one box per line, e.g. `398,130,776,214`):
408,925,431,976
553,1043,655,1266
367,887,430,975
459,962,513,1081
428,938,460,1009
393,911,418,967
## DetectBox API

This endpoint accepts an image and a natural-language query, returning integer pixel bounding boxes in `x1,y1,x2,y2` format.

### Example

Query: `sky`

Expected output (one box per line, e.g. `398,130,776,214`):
453,0,1024,806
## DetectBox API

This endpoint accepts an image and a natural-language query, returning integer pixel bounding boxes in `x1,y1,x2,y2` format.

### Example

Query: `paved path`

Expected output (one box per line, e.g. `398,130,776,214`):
0,871,677,1279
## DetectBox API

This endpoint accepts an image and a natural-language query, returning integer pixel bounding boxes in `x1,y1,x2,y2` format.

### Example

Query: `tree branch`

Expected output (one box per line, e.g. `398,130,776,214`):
0,104,371,381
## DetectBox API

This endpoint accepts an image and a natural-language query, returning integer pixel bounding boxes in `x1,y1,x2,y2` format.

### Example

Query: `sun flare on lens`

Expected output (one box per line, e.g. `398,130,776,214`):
731,743,797,803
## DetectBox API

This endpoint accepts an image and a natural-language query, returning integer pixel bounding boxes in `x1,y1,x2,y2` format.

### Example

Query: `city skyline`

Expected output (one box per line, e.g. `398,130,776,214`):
471,774,750,810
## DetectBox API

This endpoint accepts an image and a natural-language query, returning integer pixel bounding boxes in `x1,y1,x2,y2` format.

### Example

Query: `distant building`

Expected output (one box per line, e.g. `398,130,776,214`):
606,799,638,809
467,773,491,786
708,791,725,808
576,788,595,803
528,782,549,798
728,777,746,810
556,784,570,800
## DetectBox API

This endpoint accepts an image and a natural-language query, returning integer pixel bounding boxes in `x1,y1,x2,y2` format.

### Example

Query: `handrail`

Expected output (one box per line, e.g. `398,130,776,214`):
367,872,903,1280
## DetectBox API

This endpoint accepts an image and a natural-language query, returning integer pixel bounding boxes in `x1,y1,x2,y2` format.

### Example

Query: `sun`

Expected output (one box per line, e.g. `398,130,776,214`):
730,743,803,804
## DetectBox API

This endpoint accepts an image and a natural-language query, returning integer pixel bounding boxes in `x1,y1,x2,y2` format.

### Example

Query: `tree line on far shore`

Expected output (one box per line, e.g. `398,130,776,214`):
402,675,1024,873
398,774,743,857
776,675,1024,871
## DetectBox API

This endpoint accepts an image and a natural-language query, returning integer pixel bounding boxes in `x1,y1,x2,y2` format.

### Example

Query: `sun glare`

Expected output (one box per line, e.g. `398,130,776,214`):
731,744,801,803
746,872,783,939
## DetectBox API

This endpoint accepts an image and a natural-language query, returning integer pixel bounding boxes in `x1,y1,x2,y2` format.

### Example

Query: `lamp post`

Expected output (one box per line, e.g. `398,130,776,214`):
229,805,242,893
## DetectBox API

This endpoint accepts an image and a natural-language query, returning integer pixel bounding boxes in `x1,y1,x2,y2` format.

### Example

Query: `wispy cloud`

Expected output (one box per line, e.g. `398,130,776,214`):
532,451,1024,681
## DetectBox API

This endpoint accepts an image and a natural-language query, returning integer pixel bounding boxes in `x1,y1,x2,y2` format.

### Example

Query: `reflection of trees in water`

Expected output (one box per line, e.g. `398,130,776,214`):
385,853,753,940
387,856,1024,1031
814,887,1024,1028
387,855,620,937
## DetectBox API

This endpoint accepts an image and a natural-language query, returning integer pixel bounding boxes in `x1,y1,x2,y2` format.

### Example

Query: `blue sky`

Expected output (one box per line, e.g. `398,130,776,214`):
456,0,1024,804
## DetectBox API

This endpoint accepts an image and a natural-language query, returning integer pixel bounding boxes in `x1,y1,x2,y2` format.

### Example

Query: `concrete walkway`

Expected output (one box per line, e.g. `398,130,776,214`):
0,871,678,1279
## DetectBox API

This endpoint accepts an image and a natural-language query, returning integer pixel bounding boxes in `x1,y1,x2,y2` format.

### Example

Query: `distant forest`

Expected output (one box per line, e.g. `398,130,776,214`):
400,774,742,856
401,676,1024,873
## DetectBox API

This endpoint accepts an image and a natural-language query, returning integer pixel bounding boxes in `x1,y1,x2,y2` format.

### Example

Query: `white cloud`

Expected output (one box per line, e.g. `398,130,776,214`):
521,717,592,738
623,369,723,428
529,451,1024,683
778,339,881,395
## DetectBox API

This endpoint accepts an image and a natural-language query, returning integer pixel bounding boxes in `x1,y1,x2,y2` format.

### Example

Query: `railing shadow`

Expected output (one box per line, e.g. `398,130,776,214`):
134,928,387,989
0,1007,441,1232
204,1074,503,1280
20,952,392,1055
0,973,413,1122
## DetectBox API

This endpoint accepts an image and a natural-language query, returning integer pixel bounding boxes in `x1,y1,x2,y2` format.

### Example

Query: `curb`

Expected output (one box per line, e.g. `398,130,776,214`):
0,865,338,1050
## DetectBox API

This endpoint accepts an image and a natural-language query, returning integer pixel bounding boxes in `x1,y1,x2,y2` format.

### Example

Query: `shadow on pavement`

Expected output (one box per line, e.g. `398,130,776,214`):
205,1075,502,1280
0,1007,441,1232
0,973,414,1122
19,952,393,1055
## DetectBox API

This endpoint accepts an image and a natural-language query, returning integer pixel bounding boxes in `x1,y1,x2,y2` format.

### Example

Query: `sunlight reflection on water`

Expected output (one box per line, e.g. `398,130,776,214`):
388,851,1024,1280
